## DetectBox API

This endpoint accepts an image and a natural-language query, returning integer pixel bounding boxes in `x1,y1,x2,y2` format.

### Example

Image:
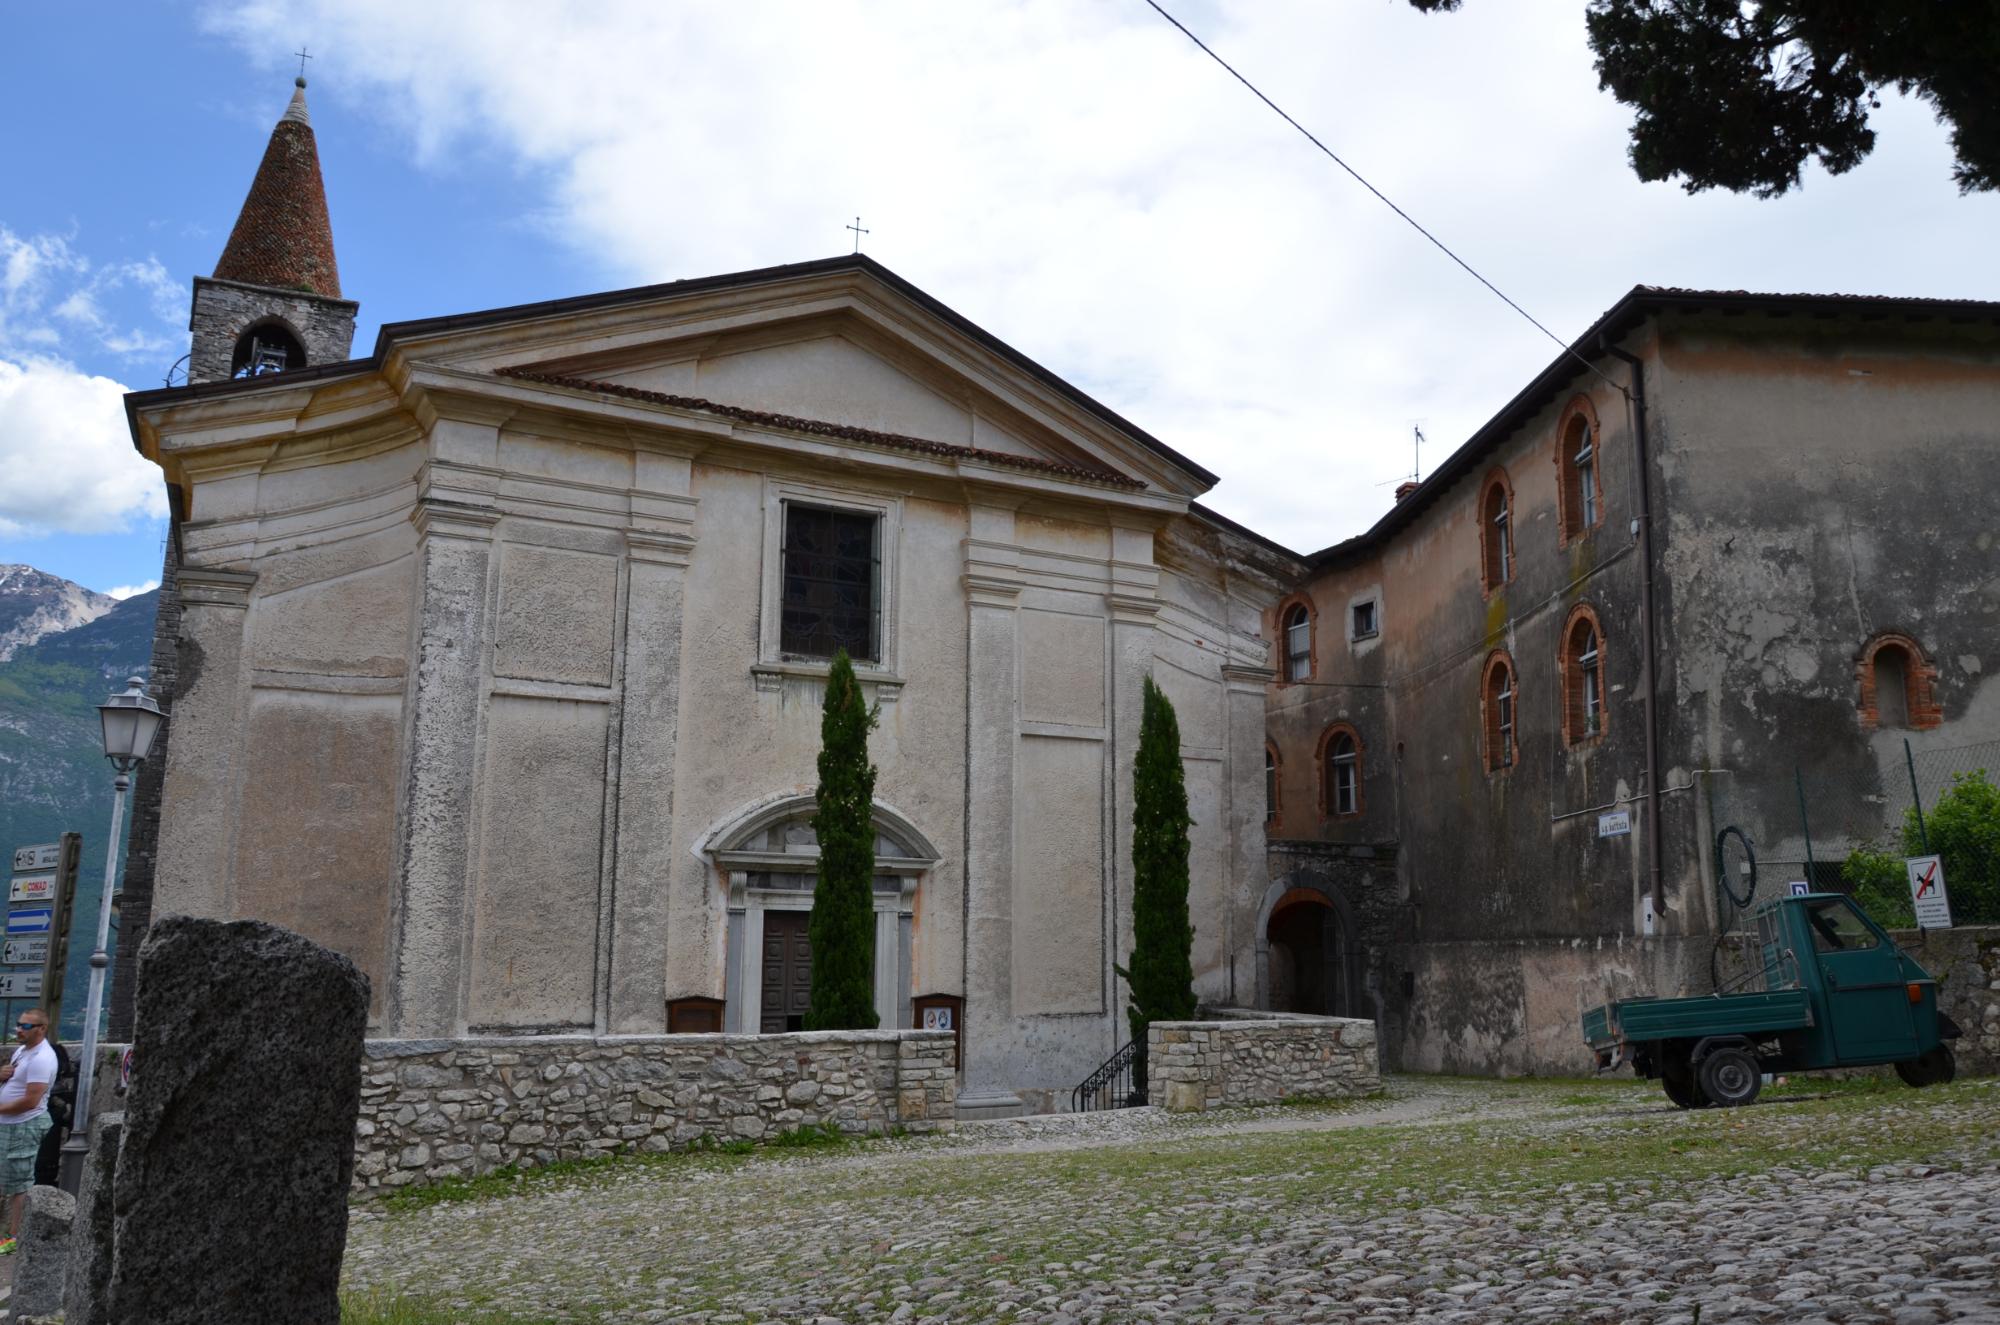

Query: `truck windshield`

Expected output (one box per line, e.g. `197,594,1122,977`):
1804,898,1878,954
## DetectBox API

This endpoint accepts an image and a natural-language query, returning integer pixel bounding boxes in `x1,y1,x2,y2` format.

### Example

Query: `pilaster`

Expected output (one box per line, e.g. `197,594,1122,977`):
959,508,1023,1107
1106,524,1160,1043
606,513,697,1032
1221,663,1276,1006
391,492,501,1037
151,568,258,920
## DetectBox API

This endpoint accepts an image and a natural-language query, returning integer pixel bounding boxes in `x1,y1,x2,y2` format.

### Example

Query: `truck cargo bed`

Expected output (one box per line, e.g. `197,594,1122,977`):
1585,987,1812,1048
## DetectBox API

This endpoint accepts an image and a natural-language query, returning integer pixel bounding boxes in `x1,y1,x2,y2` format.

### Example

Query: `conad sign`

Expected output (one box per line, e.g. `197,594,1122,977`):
7,874,55,904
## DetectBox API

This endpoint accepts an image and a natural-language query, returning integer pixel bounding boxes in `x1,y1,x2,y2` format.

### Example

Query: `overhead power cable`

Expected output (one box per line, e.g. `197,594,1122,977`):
1140,0,1622,394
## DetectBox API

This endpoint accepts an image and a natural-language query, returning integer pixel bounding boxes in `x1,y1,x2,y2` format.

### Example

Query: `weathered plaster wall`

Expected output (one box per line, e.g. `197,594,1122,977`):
352,1030,956,1194
1148,1014,1380,1111
1651,315,2000,866
1264,368,1688,1073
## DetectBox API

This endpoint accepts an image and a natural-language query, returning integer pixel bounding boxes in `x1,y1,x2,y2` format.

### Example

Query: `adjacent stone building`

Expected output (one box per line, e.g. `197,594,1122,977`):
1263,288,2000,1074
121,81,1290,1112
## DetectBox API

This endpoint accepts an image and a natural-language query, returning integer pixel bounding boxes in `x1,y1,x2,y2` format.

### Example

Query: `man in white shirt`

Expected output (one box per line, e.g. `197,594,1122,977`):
0,1008,56,1254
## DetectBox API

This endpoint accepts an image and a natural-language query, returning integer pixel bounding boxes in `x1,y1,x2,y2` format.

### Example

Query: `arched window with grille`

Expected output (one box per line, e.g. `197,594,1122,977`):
1561,605,1607,747
1480,468,1513,593
1277,596,1314,684
1557,396,1603,546
1320,725,1362,817
1482,651,1518,772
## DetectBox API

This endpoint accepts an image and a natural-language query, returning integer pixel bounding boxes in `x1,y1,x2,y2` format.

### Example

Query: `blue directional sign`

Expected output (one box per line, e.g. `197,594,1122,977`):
5,907,52,936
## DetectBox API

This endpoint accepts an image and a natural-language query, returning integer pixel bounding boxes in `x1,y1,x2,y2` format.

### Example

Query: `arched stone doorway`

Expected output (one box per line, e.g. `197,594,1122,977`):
1255,876,1365,1018
699,795,939,1033
1266,889,1338,1015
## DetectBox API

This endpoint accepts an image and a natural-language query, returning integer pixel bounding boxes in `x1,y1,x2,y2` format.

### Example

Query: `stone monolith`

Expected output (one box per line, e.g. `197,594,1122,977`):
12,1184,75,1318
63,1111,122,1325
107,917,368,1325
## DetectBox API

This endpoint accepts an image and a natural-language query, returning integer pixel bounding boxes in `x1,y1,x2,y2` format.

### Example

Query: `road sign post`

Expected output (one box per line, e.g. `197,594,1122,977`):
38,833,81,1034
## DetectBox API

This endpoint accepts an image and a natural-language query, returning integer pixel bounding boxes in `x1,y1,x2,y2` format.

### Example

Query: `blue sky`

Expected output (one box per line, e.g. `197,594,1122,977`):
5,0,1998,588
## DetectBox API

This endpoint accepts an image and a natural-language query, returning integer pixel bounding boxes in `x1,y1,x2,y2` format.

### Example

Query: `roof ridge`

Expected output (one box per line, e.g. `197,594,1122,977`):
495,367,1148,490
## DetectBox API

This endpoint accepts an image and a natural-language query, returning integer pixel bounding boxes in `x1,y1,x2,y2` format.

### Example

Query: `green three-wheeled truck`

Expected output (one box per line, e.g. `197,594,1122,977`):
1583,892,1962,1109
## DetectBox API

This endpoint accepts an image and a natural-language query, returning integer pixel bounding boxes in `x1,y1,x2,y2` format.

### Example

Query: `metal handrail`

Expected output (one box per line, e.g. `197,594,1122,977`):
1071,1038,1146,1112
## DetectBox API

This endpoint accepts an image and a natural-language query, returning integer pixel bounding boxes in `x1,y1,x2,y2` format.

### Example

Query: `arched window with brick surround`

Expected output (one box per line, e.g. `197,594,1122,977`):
1556,395,1604,546
1480,467,1514,593
1277,595,1315,684
1265,742,1282,828
1317,724,1363,818
1857,633,1942,730
1481,651,1518,772
1561,604,1607,747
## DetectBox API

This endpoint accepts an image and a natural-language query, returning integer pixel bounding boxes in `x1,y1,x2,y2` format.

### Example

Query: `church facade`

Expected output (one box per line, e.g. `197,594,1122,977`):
122,82,1289,1109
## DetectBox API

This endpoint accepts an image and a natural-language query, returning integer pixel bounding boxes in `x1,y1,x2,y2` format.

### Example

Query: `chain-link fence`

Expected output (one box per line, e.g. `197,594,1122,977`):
1790,738,2000,928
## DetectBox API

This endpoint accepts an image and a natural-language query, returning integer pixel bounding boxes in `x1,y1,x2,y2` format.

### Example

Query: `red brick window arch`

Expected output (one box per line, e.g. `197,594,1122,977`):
1481,650,1518,772
1560,604,1607,747
1275,594,1316,685
1556,395,1604,546
1857,633,1942,730
1265,741,1283,829
1317,723,1363,818
1480,467,1514,594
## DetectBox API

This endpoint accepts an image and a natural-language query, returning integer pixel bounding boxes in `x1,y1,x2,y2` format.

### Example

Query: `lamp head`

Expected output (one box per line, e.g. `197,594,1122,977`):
99,675,166,770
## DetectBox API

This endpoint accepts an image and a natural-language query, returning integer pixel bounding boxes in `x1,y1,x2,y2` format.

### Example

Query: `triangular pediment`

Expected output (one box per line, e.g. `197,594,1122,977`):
379,258,1213,497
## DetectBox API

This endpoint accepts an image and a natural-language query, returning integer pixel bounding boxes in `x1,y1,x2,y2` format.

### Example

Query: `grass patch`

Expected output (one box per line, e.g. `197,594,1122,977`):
767,1120,854,1149
378,1153,631,1213
343,1287,584,1324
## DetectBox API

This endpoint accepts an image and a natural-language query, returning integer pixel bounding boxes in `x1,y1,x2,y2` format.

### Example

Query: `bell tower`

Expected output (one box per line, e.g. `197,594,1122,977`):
186,77,358,385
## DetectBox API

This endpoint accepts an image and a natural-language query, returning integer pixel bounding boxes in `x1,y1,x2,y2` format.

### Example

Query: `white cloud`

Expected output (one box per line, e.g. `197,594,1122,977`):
0,227,186,366
0,357,168,537
104,579,161,600
207,1,2000,551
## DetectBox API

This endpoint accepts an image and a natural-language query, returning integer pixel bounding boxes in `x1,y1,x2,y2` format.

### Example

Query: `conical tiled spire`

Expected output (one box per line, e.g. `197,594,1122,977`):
211,78,342,298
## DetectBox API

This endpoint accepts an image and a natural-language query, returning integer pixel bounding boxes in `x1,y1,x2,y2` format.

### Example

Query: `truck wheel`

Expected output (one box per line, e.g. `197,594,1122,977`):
1895,1045,1956,1088
1697,1047,1762,1107
1661,1072,1704,1109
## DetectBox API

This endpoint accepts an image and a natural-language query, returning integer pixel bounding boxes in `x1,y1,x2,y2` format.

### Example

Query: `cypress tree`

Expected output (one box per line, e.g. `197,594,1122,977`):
805,649,881,1030
1122,675,1196,1097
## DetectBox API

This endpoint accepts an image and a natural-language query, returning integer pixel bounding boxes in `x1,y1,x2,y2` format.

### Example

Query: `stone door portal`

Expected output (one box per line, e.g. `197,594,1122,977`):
760,911,813,1032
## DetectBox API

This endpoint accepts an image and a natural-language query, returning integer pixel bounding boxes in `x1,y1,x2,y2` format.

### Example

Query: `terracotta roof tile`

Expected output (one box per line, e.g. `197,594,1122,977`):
211,83,342,299
496,367,1146,489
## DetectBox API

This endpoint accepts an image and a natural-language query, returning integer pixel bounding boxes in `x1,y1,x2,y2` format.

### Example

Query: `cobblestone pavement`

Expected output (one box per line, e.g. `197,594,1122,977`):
343,1075,2000,1323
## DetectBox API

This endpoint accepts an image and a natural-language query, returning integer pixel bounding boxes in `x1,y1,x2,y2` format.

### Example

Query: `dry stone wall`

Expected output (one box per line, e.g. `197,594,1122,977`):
1890,925,2000,1075
1149,1014,1380,1112
353,1029,955,1193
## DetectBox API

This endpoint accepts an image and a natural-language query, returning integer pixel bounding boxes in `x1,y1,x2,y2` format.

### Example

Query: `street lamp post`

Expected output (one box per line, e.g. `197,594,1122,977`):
57,676,165,1195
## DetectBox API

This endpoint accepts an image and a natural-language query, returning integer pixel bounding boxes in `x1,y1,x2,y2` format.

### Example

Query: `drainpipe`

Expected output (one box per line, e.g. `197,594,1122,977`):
1601,335,1665,929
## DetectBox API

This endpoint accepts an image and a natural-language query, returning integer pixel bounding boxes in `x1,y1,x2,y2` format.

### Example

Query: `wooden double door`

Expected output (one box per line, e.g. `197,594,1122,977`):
760,911,813,1033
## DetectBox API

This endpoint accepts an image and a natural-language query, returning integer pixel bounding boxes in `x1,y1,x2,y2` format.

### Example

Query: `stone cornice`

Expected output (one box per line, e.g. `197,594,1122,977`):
176,568,258,609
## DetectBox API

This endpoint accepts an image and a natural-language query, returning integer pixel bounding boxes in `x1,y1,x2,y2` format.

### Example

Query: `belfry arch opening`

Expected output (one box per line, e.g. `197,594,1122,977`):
230,320,307,378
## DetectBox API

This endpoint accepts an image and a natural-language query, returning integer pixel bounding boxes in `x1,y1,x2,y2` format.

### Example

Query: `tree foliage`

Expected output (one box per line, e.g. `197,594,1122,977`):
1120,676,1197,1095
1408,0,2000,196
1843,770,2000,927
805,650,880,1030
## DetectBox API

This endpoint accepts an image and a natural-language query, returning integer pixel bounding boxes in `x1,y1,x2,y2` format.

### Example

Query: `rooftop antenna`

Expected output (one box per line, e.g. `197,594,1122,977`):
1373,423,1428,488
845,216,870,254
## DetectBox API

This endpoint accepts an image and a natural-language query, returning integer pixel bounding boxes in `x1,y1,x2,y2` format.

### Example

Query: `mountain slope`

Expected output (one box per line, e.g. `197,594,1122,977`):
0,565,115,661
0,581,158,1036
